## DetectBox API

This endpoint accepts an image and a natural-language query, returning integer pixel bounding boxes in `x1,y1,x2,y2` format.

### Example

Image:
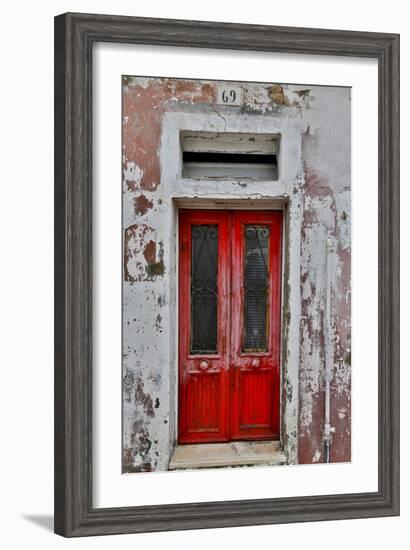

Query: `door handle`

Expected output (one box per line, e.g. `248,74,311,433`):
199,360,209,371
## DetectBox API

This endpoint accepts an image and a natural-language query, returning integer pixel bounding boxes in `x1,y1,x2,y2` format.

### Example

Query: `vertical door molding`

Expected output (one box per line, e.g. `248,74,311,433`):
281,192,303,464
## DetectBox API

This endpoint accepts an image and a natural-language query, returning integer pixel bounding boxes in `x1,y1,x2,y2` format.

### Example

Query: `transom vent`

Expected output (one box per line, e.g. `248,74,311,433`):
181,131,279,180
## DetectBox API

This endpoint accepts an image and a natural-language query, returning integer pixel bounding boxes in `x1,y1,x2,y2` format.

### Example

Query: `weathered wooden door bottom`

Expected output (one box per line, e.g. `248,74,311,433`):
178,210,282,444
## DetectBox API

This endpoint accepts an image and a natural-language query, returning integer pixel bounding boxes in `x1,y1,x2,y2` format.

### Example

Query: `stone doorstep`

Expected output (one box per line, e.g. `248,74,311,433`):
169,440,287,470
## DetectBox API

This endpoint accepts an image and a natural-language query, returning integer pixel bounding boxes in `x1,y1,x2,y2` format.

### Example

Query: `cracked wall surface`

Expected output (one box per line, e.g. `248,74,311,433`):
122,76,351,472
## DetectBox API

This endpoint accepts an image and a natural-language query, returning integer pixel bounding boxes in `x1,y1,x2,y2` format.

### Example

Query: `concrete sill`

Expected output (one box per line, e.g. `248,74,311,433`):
169,440,287,470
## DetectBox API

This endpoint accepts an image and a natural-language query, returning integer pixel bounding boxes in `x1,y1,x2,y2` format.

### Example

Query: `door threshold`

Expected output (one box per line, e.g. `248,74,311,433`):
169,440,287,470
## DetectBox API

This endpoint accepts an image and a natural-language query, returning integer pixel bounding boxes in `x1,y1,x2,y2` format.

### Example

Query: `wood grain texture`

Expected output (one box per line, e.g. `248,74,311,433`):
54,12,400,537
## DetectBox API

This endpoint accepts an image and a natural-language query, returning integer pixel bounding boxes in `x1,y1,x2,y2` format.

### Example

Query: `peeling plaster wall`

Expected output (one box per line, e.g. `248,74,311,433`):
122,77,351,472
298,88,351,464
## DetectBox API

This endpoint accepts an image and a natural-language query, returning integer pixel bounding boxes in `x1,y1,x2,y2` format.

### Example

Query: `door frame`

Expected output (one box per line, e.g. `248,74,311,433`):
161,111,303,466
175,204,286,447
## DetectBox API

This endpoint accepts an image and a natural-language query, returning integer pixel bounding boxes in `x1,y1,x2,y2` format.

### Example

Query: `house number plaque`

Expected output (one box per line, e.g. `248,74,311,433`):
216,85,243,106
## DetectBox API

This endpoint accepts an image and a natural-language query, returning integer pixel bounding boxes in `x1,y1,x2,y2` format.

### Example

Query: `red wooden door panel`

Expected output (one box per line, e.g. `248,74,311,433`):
178,210,230,444
178,210,282,444
230,211,282,440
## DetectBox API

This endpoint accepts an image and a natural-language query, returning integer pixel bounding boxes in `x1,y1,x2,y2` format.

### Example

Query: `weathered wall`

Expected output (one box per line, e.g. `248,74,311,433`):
122,76,351,472
298,88,351,463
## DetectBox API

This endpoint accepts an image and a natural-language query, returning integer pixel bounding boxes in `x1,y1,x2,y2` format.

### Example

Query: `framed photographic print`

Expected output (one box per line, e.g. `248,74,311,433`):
54,13,400,536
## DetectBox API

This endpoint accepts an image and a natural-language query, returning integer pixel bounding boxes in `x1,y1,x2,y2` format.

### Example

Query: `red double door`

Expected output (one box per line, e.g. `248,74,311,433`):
178,210,282,444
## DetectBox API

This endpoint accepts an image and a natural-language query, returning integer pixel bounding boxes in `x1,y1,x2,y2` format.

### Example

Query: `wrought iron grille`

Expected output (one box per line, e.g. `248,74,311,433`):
243,225,270,352
190,225,218,354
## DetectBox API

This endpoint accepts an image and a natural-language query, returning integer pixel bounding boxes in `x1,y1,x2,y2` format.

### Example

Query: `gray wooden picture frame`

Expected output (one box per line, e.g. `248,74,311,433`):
54,12,400,537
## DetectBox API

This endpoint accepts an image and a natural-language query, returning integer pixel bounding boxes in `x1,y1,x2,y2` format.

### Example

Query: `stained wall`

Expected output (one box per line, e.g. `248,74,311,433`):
122,76,351,472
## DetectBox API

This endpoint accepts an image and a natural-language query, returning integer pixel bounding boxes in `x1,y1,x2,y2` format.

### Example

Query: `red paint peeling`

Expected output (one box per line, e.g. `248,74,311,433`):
134,194,153,215
126,179,139,193
298,163,351,464
303,165,334,198
330,389,351,462
123,78,216,192
124,223,157,282
298,391,325,464
143,240,156,265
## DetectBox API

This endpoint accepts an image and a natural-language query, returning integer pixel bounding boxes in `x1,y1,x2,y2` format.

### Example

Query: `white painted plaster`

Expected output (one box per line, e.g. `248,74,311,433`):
122,81,350,471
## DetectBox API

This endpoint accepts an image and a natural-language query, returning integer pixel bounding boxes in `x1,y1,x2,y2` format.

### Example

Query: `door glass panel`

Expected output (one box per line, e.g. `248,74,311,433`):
191,225,218,354
243,225,270,352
